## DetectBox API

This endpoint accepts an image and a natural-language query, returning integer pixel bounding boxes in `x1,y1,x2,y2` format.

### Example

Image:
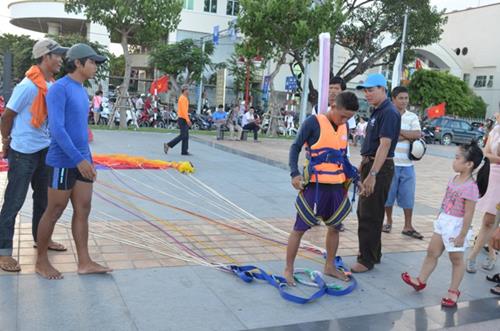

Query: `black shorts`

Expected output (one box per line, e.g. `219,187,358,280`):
48,166,93,190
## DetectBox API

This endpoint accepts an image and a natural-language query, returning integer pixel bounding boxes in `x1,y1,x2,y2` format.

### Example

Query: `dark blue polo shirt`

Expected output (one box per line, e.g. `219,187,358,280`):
360,98,401,157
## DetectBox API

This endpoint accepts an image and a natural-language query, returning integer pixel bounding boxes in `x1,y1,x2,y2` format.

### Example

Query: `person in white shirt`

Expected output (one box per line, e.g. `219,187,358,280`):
242,107,260,141
354,117,368,147
135,94,145,111
382,86,423,239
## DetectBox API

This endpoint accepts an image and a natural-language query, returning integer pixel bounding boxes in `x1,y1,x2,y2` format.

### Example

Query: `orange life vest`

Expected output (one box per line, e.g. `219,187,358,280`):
304,114,349,184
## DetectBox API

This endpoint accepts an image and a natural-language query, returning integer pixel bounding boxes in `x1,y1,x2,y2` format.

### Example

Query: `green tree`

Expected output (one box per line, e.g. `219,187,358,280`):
149,39,214,94
238,0,344,135
0,33,112,91
0,34,36,83
108,54,125,79
226,42,262,98
48,33,110,82
408,70,486,118
65,0,183,128
337,0,446,82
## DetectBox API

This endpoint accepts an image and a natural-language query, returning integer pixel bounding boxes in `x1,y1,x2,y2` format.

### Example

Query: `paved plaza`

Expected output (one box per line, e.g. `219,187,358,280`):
0,130,498,331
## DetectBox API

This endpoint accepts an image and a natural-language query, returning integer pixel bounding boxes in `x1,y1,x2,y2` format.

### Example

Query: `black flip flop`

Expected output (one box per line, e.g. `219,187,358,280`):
33,243,68,252
490,285,500,296
382,224,392,233
402,230,424,240
486,273,500,283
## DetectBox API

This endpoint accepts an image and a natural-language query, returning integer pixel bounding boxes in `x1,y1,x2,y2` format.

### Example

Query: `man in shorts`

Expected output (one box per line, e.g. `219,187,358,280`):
35,44,112,279
285,92,360,285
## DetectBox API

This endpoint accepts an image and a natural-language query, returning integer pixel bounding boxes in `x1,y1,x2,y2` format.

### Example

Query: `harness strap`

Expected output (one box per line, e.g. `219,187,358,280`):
293,257,357,296
229,265,327,304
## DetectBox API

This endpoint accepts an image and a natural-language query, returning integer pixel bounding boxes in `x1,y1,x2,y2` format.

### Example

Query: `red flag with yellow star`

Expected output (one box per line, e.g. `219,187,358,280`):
427,102,446,119
149,75,169,95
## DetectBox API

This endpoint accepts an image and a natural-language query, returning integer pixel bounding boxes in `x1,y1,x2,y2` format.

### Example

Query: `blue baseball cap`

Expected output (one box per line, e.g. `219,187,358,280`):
356,73,387,89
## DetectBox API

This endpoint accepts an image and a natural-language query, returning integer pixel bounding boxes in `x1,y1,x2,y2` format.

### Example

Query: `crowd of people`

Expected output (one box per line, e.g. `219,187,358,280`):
286,73,500,306
0,37,498,305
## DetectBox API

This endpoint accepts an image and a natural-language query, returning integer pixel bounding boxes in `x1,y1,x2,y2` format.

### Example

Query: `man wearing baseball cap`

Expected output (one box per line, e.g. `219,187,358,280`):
351,73,401,273
35,43,111,279
0,38,68,272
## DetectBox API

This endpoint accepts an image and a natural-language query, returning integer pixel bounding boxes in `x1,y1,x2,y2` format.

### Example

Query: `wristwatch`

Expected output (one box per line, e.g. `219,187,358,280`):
369,170,378,177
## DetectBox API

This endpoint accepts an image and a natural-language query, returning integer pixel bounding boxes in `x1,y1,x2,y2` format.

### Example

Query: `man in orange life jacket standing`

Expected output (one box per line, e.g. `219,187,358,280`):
285,91,360,285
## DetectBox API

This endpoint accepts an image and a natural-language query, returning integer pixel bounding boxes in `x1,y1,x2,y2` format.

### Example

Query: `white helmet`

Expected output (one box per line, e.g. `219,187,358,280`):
409,139,427,161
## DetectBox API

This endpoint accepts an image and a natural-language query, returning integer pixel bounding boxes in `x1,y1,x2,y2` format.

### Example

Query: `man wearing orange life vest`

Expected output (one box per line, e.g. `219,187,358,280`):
285,91,360,285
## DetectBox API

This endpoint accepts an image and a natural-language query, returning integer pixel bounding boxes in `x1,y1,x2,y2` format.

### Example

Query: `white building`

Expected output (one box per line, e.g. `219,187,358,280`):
8,0,110,47
417,3,500,118
7,0,110,93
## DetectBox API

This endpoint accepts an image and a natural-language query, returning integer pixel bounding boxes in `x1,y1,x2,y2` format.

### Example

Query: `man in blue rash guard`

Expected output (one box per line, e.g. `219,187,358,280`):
35,44,112,279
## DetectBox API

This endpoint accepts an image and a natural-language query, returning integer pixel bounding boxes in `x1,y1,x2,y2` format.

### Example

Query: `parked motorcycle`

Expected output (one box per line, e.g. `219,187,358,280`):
190,113,212,130
422,126,435,144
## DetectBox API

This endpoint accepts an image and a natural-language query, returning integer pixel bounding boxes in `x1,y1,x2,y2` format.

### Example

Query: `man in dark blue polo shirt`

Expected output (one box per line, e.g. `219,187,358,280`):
351,74,401,273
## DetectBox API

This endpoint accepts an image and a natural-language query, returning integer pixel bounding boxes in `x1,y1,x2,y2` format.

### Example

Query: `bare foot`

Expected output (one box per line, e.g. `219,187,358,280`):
78,261,112,275
35,260,63,280
0,256,21,272
324,265,349,281
284,268,296,286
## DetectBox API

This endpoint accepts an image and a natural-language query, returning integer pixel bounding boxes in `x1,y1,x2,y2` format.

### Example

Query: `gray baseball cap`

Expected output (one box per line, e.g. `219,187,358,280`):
66,43,107,64
32,38,68,59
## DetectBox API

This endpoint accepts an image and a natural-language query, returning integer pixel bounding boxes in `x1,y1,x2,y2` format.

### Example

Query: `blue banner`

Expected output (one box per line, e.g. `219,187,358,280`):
213,25,219,45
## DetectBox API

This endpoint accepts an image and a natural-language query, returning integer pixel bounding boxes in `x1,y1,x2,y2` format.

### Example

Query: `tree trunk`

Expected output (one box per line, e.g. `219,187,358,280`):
119,32,132,129
266,54,287,137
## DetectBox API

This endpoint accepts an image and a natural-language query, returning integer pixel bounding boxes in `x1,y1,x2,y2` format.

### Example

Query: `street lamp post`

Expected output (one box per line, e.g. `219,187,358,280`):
196,39,208,115
398,7,409,84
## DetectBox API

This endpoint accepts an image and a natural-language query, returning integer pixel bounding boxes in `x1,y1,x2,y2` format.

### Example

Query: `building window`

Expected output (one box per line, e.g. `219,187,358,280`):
474,75,487,88
184,0,194,10
227,0,239,15
487,75,494,88
463,73,470,85
204,0,217,13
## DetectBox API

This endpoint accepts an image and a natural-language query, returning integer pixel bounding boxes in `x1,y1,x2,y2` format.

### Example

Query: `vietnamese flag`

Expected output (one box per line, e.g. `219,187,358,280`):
415,58,423,70
427,102,446,119
149,75,169,95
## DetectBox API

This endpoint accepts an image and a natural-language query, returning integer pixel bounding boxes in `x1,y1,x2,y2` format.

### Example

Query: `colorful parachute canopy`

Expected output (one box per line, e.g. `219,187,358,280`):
0,154,194,173
93,154,195,173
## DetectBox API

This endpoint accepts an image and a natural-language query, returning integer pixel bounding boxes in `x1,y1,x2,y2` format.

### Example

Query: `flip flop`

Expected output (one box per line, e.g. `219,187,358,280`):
402,230,424,240
486,273,500,283
33,243,68,252
0,258,21,272
382,224,392,233
490,285,500,296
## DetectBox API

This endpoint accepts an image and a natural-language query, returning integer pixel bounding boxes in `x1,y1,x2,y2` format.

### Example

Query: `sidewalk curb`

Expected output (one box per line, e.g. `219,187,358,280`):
192,136,290,171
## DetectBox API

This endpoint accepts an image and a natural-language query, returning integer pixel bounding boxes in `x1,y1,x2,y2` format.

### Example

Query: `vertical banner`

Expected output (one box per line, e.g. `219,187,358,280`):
213,25,219,45
318,33,330,114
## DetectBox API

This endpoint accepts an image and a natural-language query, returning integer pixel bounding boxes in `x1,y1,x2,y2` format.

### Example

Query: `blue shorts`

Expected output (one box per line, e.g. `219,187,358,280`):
385,165,416,209
48,166,93,190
